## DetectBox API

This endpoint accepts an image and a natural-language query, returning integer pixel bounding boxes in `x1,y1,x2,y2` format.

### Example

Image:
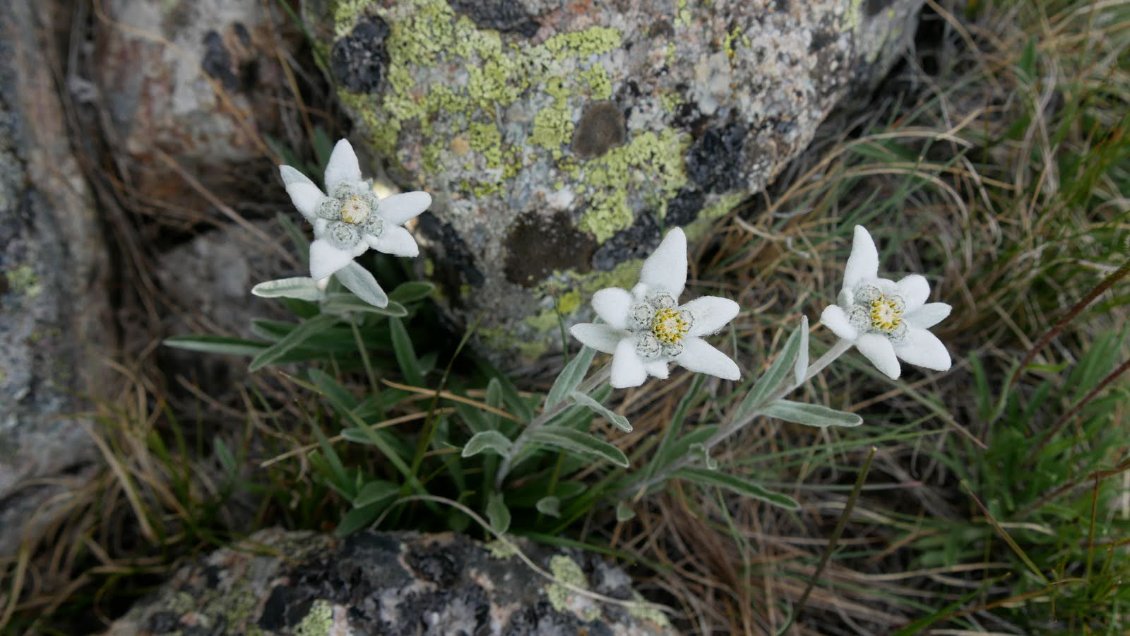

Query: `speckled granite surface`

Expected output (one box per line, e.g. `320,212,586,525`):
107,529,674,636
302,0,924,363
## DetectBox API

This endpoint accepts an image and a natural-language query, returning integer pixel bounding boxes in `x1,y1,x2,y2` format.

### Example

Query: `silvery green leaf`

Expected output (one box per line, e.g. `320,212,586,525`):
689,442,718,470
353,480,398,507
529,428,629,468
251,277,325,301
322,293,408,317
163,335,265,357
676,468,799,510
462,431,514,458
536,496,561,517
761,400,863,428
615,501,636,522
487,492,511,534
794,315,809,386
389,281,435,304
249,314,337,371
545,346,597,410
657,425,717,465
334,262,389,308
738,318,805,415
569,391,632,432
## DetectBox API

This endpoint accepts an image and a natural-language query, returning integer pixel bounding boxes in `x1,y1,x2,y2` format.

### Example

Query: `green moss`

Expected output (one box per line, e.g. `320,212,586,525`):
578,129,690,241
294,599,334,636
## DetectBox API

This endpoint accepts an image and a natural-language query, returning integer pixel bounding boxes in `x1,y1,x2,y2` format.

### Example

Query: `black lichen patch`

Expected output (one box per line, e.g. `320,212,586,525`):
809,29,837,53
449,0,540,37
405,542,461,587
385,585,492,634
686,122,749,193
145,611,182,633
664,187,705,227
866,0,897,16
572,101,627,159
258,585,314,631
591,213,660,271
331,16,391,93
201,31,238,91
504,212,596,287
417,212,485,298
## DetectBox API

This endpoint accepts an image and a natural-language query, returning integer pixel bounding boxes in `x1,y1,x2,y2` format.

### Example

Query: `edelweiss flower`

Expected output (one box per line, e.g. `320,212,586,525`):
280,139,431,280
820,226,952,380
570,228,741,389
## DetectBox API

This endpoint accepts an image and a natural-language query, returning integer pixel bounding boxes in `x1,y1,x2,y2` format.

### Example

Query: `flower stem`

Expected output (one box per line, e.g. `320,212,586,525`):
494,364,612,490
622,338,853,498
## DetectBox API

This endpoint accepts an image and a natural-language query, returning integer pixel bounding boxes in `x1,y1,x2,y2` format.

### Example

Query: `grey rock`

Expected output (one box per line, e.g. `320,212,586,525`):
94,0,299,210
0,1,112,556
107,528,674,635
154,220,294,400
305,0,923,364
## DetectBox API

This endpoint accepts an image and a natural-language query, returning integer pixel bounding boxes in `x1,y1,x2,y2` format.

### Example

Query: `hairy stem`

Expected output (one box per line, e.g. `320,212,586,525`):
624,338,853,498
494,364,612,489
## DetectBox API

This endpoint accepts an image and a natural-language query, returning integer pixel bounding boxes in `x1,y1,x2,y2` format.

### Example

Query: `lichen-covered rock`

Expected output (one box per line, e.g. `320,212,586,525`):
0,1,112,556
94,0,299,210
154,220,293,401
303,0,923,363
106,529,674,635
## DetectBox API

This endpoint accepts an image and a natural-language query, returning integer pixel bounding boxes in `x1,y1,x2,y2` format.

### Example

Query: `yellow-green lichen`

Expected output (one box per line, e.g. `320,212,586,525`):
579,64,613,100
468,122,503,168
4,265,41,298
556,290,582,315
542,27,622,60
683,192,746,242
333,0,374,37
338,0,625,182
848,0,864,30
723,26,743,59
546,555,599,621
294,599,334,636
578,129,690,241
486,538,518,559
627,591,671,627
524,309,560,334
675,0,692,27
531,100,573,155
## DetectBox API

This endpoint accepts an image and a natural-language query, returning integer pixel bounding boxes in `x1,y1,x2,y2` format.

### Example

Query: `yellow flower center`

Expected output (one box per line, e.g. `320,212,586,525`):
869,296,904,333
340,195,371,224
652,308,690,345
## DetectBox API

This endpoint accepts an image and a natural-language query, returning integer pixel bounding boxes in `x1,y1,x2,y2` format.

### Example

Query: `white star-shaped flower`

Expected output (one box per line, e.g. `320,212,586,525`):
570,228,741,389
820,226,952,380
279,139,431,280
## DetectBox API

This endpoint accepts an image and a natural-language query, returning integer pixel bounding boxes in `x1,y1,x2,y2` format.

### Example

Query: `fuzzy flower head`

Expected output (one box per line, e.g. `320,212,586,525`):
280,139,431,280
570,228,741,389
820,226,952,380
